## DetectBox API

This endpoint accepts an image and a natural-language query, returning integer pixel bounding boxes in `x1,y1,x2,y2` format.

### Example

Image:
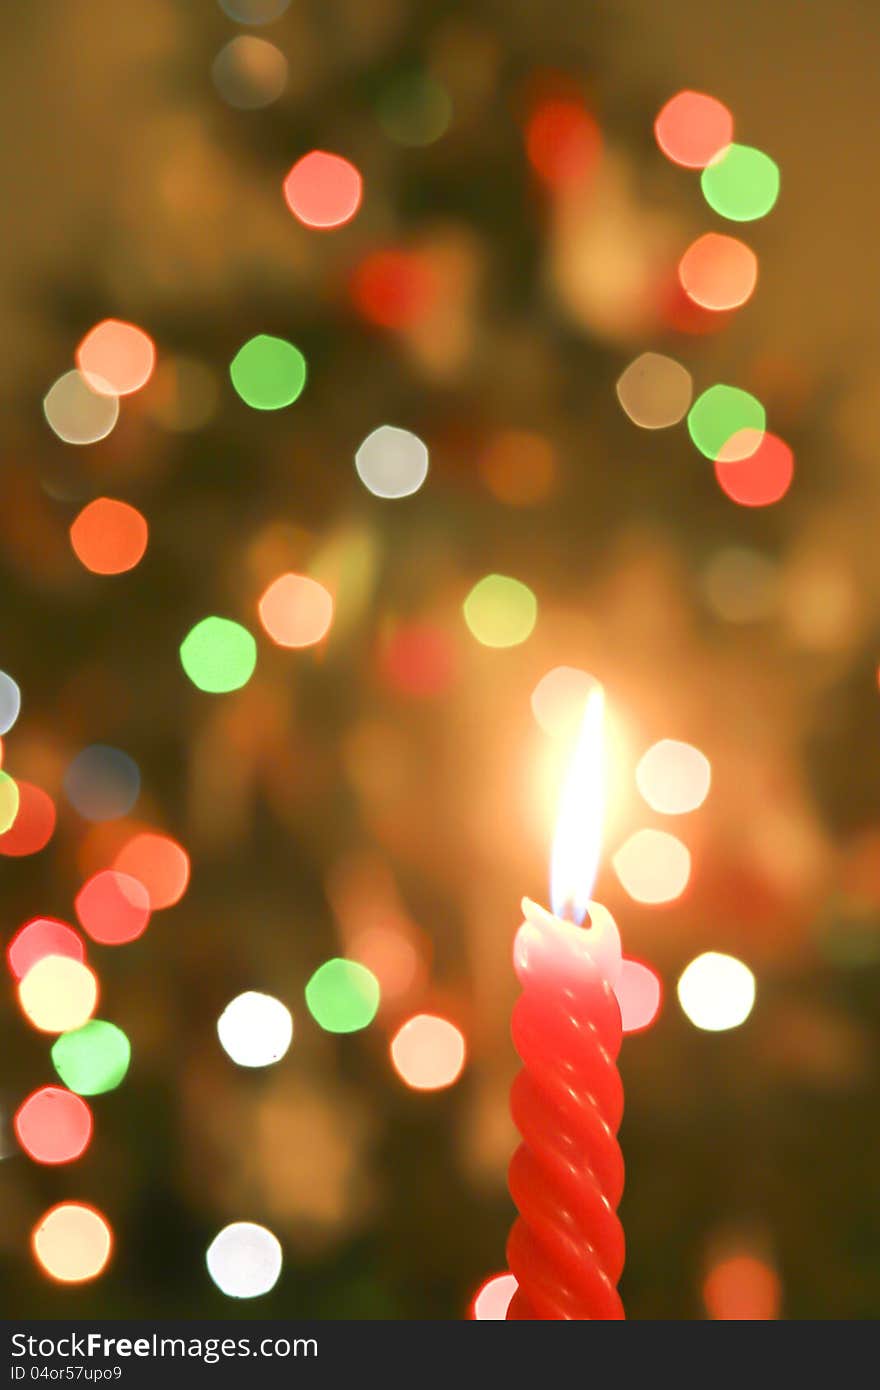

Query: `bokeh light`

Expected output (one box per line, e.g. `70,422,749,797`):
654,90,733,168
703,1253,781,1320
217,991,293,1067
76,320,155,397
0,781,56,856
63,744,141,822
350,249,435,330
145,357,219,433
390,1014,466,1091
0,671,21,734
463,574,537,648
678,233,758,312
0,770,20,832
206,1222,282,1299
714,432,794,507
180,617,257,693
677,952,756,1031
212,36,287,110
616,958,663,1034
7,918,85,982
687,385,765,461
19,956,99,1034
613,829,691,904
479,430,557,506
348,924,421,1002
32,1203,112,1284
355,425,429,499
218,0,290,23
471,1272,518,1320
531,666,600,740
616,352,693,429
305,958,380,1033
377,72,452,147
14,1087,93,1165
380,623,456,698
678,956,756,1034
229,335,306,411
700,144,780,221
43,369,119,446
525,99,601,186
51,1019,131,1095
702,547,779,624
258,573,333,648
283,151,362,230
636,739,711,814
75,869,151,945
113,831,190,909
70,498,148,575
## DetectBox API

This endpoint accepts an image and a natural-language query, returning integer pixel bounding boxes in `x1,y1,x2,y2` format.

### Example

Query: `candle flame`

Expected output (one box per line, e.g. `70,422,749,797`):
550,685,605,924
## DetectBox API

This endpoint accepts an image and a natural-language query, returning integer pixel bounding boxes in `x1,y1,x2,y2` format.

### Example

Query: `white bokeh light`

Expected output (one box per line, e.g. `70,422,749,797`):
636,739,711,815
206,1222,282,1299
0,671,21,735
217,991,292,1067
43,370,119,446
677,952,755,1032
355,425,429,499
612,828,691,904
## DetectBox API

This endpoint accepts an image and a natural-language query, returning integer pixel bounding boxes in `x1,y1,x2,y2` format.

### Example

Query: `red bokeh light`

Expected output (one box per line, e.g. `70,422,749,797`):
75,869,151,945
350,250,436,329
714,432,794,507
380,623,456,698
76,319,156,397
0,781,56,857
654,90,733,169
283,151,362,229
113,831,190,909
7,918,86,982
14,1086,93,1165
525,99,601,187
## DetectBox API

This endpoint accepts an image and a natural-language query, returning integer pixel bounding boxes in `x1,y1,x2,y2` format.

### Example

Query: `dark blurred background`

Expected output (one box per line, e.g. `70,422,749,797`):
1,0,879,1319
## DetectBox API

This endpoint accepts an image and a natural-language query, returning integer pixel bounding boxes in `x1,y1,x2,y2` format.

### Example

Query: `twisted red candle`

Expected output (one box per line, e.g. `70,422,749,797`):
506,899,625,1320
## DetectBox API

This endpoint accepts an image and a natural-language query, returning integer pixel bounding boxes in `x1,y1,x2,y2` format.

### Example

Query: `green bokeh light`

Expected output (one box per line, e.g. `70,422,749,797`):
462,574,538,648
305,959,380,1033
377,73,452,147
180,617,257,693
51,1019,131,1095
0,771,20,833
700,144,780,222
687,385,766,460
229,335,307,410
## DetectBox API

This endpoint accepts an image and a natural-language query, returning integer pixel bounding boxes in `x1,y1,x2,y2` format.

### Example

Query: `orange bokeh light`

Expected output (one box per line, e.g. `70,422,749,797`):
703,1254,781,1320
479,430,557,506
14,1086,93,1165
76,319,156,396
679,233,758,312
32,1203,112,1284
390,1014,467,1091
258,573,334,648
283,151,362,229
70,498,149,576
0,781,56,857
525,99,601,186
113,831,190,909
654,90,733,169
75,869,151,945
7,917,85,982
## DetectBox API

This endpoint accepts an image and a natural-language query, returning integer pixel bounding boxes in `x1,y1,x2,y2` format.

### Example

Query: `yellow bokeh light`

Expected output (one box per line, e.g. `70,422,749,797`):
677,952,755,1031
18,955,98,1034
32,1202,112,1283
462,574,537,648
636,738,711,814
612,828,691,904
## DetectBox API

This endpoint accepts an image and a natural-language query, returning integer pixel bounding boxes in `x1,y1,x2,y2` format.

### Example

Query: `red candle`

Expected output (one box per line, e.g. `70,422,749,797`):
505,688,626,1320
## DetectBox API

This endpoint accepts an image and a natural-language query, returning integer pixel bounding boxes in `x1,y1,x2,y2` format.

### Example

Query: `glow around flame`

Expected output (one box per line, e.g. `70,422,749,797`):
550,685,605,923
